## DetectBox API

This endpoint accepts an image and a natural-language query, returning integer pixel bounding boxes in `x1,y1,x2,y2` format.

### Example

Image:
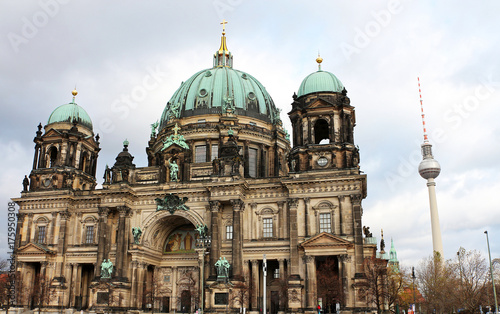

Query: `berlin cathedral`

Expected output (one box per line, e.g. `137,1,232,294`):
12,24,383,313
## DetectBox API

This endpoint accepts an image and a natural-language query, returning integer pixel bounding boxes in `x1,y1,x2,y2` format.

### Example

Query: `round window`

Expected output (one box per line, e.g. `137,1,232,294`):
317,157,328,167
199,89,207,97
248,92,256,100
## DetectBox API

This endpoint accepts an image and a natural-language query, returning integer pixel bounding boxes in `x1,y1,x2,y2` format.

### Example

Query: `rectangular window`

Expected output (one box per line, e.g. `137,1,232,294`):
211,144,219,161
195,145,207,163
86,225,94,244
226,225,233,240
249,148,258,178
273,268,279,279
214,293,228,305
263,218,273,238
319,213,332,233
37,226,46,244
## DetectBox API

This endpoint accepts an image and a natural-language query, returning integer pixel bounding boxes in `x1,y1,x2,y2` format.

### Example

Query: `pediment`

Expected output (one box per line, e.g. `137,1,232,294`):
300,232,352,249
17,242,55,255
307,98,335,109
43,128,63,137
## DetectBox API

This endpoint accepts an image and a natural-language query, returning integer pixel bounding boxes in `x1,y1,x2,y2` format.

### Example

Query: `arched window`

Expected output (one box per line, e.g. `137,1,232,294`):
49,146,58,167
314,119,330,144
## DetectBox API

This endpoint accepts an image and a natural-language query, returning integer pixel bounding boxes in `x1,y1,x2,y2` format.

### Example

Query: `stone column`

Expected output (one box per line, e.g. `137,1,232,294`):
136,263,147,309
287,198,300,277
338,196,345,235
64,263,72,307
115,206,130,278
304,255,316,309
249,203,257,240
130,261,139,308
277,201,285,239
304,198,310,237
338,255,349,307
351,195,364,275
57,212,70,276
278,259,286,280
49,211,57,245
231,199,244,279
251,260,259,311
16,213,26,248
70,263,77,306
209,201,221,277
172,266,178,311
96,207,110,277
26,213,34,243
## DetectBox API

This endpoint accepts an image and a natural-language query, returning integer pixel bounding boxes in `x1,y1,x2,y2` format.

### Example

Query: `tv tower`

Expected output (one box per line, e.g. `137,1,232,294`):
417,78,444,258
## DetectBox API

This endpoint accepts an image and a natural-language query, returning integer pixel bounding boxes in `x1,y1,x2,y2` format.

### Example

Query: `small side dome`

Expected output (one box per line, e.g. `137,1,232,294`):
297,58,344,97
47,90,93,130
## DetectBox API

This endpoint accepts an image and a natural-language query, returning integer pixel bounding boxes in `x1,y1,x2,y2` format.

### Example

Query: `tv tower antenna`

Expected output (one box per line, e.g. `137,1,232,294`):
417,77,444,258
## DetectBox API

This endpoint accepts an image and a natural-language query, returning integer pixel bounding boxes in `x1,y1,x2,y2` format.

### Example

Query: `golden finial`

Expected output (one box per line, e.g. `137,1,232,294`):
71,87,78,103
221,19,228,35
316,53,323,71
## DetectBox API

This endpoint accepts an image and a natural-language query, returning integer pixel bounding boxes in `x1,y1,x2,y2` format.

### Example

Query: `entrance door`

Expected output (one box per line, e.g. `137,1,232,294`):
180,290,191,313
271,291,279,314
161,296,170,313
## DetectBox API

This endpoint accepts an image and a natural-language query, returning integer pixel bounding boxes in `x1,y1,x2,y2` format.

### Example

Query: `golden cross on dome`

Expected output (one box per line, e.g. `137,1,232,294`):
220,19,228,33
172,123,181,137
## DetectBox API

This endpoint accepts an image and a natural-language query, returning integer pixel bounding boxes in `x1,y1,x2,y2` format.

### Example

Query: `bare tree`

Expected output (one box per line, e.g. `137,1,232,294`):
361,256,388,314
174,268,199,313
416,252,455,313
229,281,250,310
29,274,56,314
454,247,490,312
385,266,407,313
144,269,172,314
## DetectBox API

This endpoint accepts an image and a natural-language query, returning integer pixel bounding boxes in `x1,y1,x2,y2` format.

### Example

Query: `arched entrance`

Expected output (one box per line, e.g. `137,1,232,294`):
139,212,202,313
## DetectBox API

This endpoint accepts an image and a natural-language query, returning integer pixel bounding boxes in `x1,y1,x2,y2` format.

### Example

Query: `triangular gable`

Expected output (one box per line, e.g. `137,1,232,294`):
306,98,335,109
300,232,353,249
17,242,55,255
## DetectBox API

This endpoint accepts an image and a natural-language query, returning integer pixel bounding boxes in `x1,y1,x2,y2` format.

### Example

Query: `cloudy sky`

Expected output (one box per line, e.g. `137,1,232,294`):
1,0,499,268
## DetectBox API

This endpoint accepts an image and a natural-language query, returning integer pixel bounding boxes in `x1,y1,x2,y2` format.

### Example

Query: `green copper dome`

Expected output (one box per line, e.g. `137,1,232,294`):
47,99,93,130
297,60,344,97
159,32,281,130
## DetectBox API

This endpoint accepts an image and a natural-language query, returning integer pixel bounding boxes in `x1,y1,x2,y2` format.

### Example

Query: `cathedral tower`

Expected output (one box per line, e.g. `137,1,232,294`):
28,90,100,191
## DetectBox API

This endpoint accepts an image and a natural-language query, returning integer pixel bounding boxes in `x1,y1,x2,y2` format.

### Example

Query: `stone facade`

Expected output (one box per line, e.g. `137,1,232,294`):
13,31,379,314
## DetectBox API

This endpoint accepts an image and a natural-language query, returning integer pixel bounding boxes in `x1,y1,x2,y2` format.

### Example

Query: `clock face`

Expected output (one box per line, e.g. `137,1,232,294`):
43,178,51,187
317,156,328,167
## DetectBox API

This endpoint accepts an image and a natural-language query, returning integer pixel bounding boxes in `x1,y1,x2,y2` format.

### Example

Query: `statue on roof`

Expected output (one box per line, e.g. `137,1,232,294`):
23,175,29,192
132,227,142,244
100,259,113,279
161,124,190,151
167,158,179,182
150,120,159,138
215,257,230,281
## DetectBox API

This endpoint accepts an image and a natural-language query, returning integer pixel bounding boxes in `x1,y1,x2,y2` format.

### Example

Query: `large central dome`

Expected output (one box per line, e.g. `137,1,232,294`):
159,30,280,130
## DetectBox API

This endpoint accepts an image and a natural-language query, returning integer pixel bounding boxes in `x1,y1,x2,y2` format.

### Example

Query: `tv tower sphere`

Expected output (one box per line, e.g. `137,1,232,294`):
418,147,441,179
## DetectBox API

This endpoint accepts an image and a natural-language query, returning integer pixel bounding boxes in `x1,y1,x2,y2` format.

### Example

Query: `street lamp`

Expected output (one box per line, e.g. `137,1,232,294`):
485,231,498,314
412,267,416,314
196,225,211,314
